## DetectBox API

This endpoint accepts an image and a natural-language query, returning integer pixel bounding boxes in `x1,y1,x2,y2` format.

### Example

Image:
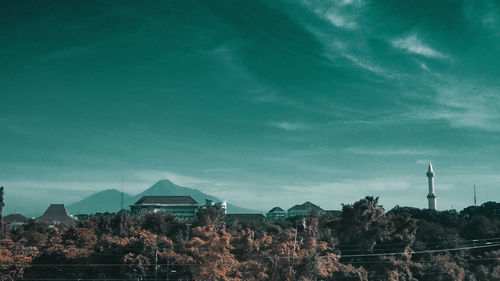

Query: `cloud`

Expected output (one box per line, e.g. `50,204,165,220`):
411,78,500,131
282,178,412,193
325,10,357,29
342,53,395,78
277,177,421,210
132,170,232,189
269,121,307,131
344,147,439,156
416,159,432,165
300,0,362,30
391,34,448,60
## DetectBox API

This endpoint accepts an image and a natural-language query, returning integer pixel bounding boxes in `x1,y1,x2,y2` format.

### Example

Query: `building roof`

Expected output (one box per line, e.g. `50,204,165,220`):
226,214,266,222
37,204,75,226
4,214,29,223
133,196,199,206
288,201,323,211
268,207,285,212
428,162,434,174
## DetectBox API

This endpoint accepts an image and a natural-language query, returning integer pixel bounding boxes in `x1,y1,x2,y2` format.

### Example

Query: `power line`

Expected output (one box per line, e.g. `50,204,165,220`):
340,242,500,258
2,242,499,267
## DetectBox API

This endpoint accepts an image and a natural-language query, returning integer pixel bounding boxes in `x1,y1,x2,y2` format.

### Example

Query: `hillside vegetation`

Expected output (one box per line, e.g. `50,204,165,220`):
1,196,500,281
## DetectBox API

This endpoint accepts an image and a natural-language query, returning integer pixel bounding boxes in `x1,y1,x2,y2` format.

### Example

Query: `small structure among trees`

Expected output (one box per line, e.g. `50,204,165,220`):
267,206,286,220
287,201,325,217
37,204,75,226
3,214,29,228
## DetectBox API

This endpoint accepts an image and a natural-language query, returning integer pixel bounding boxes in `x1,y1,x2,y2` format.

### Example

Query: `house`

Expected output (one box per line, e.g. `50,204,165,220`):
266,207,286,221
130,196,199,220
226,213,266,223
3,214,29,228
37,204,76,226
287,201,324,217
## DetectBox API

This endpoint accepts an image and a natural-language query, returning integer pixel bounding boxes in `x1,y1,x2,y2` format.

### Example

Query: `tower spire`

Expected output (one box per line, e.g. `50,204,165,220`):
426,162,437,210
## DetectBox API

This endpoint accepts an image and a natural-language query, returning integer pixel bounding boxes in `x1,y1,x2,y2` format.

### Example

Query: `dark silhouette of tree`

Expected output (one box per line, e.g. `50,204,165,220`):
194,205,225,230
3,196,500,280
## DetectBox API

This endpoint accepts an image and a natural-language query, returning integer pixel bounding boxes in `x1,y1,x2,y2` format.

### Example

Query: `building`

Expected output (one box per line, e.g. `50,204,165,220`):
287,201,324,217
74,214,89,220
427,163,437,210
266,207,286,221
130,196,199,220
226,213,266,223
205,199,228,214
4,214,29,228
37,204,76,226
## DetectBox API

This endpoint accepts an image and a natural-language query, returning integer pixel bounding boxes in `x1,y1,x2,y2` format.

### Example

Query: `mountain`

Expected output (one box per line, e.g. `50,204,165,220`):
67,189,132,215
68,179,257,215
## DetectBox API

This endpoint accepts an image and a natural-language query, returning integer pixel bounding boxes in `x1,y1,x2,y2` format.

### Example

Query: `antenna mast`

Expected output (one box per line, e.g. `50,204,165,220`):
474,184,477,206
121,174,124,211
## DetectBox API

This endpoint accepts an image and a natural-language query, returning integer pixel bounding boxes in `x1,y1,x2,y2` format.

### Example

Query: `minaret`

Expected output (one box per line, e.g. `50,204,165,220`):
426,163,437,210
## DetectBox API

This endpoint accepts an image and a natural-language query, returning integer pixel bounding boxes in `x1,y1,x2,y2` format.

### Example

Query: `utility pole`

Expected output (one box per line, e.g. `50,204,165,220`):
289,226,298,279
474,185,477,206
154,249,158,281
166,254,170,281
185,223,192,242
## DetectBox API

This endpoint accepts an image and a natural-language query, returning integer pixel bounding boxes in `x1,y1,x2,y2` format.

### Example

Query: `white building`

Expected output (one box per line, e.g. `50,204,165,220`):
427,163,437,210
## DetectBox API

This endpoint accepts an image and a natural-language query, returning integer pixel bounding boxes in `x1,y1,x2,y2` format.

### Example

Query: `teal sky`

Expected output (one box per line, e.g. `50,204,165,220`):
1,0,500,215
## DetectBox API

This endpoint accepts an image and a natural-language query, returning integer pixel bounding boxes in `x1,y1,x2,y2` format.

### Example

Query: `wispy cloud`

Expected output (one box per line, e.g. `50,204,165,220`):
131,169,235,198
342,53,396,79
391,34,448,60
301,0,362,30
282,178,412,193
410,78,500,131
325,10,357,29
344,147,439,156
269,121,307,131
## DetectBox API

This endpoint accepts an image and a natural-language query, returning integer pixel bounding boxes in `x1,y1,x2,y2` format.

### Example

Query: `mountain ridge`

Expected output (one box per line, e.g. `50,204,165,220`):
68,179,258,215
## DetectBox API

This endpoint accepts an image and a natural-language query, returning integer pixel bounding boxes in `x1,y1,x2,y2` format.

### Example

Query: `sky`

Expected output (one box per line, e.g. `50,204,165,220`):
1,0,500,215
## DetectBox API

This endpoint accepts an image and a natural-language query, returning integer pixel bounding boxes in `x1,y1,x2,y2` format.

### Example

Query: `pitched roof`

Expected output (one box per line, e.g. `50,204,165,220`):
4,214,29,223
288,201,323,211
134,196,199,205
226,214,266,222
268,207,285,212
37,204,75,226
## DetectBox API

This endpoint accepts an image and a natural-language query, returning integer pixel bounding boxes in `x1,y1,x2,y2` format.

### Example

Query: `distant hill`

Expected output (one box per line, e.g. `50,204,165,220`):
67,189,133,215
68,179,257,215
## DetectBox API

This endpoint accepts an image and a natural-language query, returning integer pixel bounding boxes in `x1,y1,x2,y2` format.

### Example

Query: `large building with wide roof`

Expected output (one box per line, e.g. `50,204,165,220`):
130,196,199,220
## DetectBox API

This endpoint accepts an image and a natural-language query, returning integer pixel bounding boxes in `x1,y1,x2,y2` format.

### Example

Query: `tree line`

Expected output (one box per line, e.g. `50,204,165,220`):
1,196,500,281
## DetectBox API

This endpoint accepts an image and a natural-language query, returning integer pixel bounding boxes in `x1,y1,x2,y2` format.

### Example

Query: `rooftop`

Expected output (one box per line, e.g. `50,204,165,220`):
288,201,323,211
133,196,199,205
37,204,75,226
4,213,29,223
268,207,285,212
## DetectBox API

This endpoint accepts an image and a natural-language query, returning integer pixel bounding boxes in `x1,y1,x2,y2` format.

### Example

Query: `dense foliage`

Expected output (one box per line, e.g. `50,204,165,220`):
1,197,500,281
